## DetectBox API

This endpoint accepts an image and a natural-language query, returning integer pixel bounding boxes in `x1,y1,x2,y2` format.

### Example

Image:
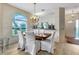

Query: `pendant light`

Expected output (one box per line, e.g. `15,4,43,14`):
30,3,39,24
71,10,75,18
67,9,75,24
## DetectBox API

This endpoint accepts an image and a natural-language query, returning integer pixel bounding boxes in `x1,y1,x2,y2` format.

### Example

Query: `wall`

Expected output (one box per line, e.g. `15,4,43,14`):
38,12,58,31
0,4,3,37
38,8,65,42
0,3,31,44
2,3,31,37
38,15,55,25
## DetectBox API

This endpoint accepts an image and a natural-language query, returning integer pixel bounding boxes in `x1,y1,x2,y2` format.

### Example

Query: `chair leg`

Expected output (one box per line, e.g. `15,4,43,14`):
1,40,3,53
6,38,10,49
17,48,20,50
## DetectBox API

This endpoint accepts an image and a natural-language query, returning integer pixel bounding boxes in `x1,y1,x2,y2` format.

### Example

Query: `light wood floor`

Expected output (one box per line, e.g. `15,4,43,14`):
0,43,52,55
0,42,79,55
54,42,79,55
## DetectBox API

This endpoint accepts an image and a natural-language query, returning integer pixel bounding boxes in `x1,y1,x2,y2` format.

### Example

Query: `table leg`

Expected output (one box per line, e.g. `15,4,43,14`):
37,40,41,53
38,39,43,53
39,41,41,51
1,40,3,53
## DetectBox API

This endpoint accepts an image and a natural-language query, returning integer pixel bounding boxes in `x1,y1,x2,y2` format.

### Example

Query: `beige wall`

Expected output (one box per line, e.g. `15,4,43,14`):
0,4,3,37
38,8,65,42
0,3,31,38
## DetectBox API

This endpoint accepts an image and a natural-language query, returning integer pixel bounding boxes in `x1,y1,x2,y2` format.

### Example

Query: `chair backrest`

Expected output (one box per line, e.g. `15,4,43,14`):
26,32,35,41
53,31,59,42
44,30,52,33
25,32,36,55
50,31,56,53
39,29,44,34
33,29,39,35
17,30,24,49
50,30,56,42
17,30,24,40
46,30,55,40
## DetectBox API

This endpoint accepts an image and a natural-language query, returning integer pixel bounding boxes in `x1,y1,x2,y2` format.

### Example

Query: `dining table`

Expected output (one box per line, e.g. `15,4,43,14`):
35,33,51,40
35,33,51,52
21,33,51,52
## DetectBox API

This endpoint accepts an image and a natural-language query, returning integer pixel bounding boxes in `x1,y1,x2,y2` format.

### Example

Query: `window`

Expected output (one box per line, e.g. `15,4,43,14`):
12,14,27,36
75,19,79,39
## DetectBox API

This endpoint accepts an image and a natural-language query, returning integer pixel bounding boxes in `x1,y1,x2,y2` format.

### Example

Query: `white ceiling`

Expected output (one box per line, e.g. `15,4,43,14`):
8,3,79,15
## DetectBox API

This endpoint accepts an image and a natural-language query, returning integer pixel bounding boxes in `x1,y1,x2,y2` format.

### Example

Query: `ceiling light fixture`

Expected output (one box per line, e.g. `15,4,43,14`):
30,3,39,24
67,20,73,23
71,9,75,18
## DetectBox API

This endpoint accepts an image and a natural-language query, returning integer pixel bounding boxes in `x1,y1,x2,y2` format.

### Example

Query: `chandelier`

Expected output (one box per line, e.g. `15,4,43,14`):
30,3,39,24
71,10,75,17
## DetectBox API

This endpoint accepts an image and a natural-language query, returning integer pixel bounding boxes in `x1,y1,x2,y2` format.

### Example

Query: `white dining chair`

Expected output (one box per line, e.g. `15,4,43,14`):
41,30,56,54
33,29,39,35
17,30,25,50
25,32,40,55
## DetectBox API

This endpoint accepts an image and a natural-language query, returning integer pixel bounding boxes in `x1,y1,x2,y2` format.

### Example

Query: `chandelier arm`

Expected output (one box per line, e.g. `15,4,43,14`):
34,3,36,15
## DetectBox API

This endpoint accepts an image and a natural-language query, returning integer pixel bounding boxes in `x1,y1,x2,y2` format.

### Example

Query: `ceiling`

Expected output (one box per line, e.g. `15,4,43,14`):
8,3,79,15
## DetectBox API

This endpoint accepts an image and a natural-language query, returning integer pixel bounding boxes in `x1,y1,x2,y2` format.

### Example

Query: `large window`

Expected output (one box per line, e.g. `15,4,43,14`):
75,19,79,39
12,14,27,36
